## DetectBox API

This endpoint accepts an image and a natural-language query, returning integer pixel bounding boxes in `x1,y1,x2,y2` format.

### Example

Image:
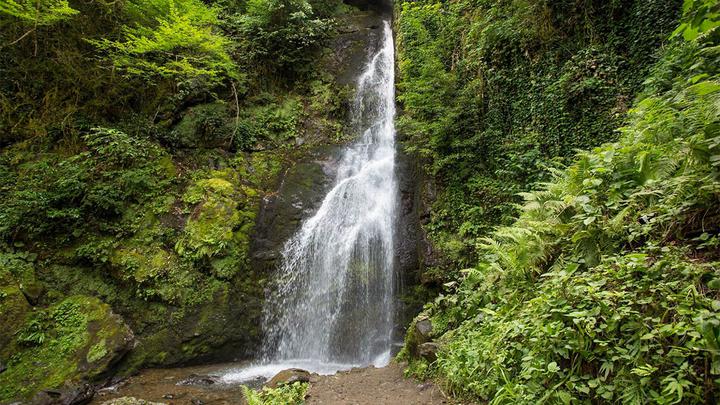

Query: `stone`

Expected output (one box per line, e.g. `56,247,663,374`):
405,316,435,359
101,397,166,405
0,286,32,357
177,374,219,386
0,296,134,403
31,383,94,405
267,368,312,388
418,342,440,362
415,318,433,341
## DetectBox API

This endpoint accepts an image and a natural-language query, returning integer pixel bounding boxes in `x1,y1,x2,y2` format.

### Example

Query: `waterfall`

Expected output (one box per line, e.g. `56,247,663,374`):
223,20,398,381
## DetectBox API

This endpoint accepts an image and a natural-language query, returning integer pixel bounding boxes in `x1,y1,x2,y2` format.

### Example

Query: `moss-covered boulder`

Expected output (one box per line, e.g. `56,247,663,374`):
0,285,31,358
0,295,134,402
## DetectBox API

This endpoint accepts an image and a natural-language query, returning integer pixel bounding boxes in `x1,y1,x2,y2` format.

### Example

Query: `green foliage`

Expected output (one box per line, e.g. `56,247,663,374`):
242,96,305,145
404,7,720,403
91,0,238,85
166,102,236,148
242,382,309,405
224,0,333,82
396,0,681,274
176,168,257,278
0,295,131,401
673,0,720,40
0,127,173,242
0,0,77,25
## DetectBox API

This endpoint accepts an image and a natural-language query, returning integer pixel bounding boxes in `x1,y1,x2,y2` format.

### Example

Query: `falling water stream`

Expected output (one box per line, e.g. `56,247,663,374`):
224,20,398,382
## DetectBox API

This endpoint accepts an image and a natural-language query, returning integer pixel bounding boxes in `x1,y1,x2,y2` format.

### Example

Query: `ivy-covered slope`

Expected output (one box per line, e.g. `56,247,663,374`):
399,1,720,403
0,0,378,401
395,0,681,282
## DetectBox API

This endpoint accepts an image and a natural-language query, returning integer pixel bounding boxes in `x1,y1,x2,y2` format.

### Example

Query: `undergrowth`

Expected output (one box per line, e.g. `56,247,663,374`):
395,0,681,281
401,1,720,403
242,382,309,405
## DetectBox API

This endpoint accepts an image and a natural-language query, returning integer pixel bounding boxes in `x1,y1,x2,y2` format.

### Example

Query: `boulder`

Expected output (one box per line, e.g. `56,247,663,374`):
415,318,433,341
30,383,94,405
101,397,166,405
0,296,134,403
418,342,440,362
177,374,220,386
267,368,312,388
405,316,435,359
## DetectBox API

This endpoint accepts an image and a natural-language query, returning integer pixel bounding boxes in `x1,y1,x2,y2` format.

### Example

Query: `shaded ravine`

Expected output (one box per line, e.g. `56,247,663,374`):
224,19,399,382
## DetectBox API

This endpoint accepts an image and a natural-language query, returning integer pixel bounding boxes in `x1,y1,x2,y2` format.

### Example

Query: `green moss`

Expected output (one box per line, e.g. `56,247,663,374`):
0,286,31,358
0,295,131,402
87,339,108,363
175,164,267,281
0,251,43,302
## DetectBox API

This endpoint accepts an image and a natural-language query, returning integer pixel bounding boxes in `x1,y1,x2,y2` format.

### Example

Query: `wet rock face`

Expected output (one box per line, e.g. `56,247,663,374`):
250,146,342,274
394,146,425,328
325,6,385,86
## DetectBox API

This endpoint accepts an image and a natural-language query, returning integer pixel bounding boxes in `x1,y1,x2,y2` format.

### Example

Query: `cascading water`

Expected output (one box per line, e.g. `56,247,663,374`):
224,20,398,381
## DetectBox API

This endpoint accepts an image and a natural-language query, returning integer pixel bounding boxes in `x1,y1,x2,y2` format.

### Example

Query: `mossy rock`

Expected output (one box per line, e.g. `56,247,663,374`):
0,285,31,358
0,295,134,402
403,315,434,359
0,251,44,304
117,278,263,371
101,397,166,405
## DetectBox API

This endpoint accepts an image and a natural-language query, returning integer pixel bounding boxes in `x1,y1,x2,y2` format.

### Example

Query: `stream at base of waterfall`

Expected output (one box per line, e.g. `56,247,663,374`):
224,19,399,383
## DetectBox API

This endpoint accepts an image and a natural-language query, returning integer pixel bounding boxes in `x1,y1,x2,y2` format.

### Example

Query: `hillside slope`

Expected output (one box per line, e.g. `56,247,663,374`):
398,1,720,403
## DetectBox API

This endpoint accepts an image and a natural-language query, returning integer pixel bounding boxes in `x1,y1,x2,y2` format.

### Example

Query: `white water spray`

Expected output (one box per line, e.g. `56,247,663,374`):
224,20,398,381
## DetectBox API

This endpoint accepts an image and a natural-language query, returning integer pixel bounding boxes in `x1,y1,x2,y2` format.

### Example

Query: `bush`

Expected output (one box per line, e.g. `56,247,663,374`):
242,382,309,405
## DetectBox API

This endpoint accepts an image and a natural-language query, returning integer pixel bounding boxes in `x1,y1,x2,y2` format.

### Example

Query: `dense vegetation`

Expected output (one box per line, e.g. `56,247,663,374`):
0,0,361,400
395,0,681,280
3,0,719,402
398,0,720,403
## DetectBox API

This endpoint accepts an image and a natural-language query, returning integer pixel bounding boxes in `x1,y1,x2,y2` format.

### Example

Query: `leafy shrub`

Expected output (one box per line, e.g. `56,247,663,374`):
0,0,77,25
0,127,173,242
242,382,308,405
91,0,237,85
224,0,333,82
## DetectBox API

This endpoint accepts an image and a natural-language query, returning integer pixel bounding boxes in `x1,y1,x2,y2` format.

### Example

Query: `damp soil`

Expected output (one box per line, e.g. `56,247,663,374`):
90,362,457,405
305,362,454,405
90,362,248,405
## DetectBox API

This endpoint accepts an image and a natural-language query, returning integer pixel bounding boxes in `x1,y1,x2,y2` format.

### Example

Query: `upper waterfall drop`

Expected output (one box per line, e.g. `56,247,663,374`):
223,20,398,381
